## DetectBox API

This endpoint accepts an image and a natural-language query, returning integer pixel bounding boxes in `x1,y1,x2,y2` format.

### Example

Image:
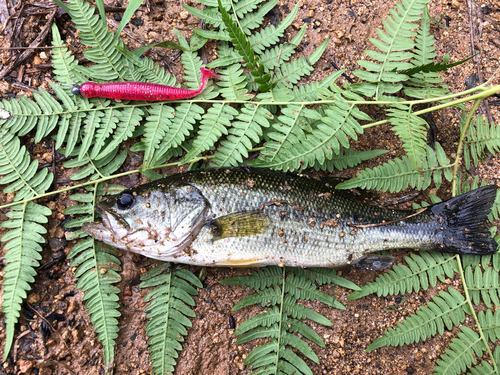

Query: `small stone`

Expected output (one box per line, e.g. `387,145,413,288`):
54,226,65,239
27,293,40,304
40,51,48,60
308,9,314,17
180,10,189,20
33,55,42,65
18,359,34,374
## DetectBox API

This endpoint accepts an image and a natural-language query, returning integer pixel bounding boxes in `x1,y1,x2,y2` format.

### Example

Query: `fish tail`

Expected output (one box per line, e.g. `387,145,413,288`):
431,185,498,255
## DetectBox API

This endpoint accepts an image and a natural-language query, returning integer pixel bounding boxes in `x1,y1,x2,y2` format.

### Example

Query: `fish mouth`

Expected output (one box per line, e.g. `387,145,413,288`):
82,204,131,241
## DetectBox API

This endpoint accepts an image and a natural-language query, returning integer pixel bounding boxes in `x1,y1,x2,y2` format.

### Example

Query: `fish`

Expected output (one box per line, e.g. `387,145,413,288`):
82,168,498,270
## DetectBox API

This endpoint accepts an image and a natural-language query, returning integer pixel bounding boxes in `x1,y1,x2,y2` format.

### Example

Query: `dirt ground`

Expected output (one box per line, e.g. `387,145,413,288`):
1,0,500,374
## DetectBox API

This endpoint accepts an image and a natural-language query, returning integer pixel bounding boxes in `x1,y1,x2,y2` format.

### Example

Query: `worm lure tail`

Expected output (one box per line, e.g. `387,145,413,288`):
71,67,221,101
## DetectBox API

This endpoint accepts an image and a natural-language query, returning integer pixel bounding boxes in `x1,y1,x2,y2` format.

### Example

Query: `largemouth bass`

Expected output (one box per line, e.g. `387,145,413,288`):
82,168,498,270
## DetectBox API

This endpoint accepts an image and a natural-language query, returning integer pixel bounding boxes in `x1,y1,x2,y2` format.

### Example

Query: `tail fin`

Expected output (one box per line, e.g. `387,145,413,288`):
200,67,222,80
431,185,498,255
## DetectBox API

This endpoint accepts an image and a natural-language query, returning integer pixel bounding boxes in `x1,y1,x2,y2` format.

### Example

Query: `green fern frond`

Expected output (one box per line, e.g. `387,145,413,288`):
366,287,468,351
433,326,485,375
67,0,128,81
1,202,51,360
465,266,500,308
95,106,145,161
352,0,429,99
0,131,54,201
255,92,367,171
130,104,175,168
217,64,251,101
51,23,85,84
248,3,299,54
348,252,458,300
240,0,279,34
116,47,177,85
151,102,204,166
291,267,361,290
336,143,453,192
273,38,328,89
463,115,500,169
182,103,238,162
207,41,242,69
313,148,388,172
139,264,202,375
260,23,307,71
223,266,343,374
387,104,428,169
65,0,124,81
62,147,127,181
403,6,449,99
217,0,272,91
65,186,123,367
220,266,283,290
478,309,500,343
211,103,272,167
467,345,500,375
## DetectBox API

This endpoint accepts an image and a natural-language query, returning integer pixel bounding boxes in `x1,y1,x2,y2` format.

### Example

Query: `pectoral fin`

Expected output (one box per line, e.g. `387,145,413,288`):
208,210,269,240
351,255,396,271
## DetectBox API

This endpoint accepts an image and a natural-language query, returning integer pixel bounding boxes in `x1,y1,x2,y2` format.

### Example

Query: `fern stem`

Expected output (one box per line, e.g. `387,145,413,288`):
274,266,287,373
451,99,482,195
456,254,498,373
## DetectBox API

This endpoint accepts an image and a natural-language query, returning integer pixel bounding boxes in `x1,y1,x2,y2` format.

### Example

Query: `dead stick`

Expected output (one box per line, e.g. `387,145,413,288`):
0,9,56,79
347,208,428,228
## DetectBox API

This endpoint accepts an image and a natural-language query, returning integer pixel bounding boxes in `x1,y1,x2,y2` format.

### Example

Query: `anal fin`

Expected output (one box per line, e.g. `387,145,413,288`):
351,255,396,271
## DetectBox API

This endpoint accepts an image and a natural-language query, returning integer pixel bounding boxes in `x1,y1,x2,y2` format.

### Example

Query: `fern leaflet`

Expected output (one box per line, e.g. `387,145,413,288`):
351,0,430,99
336,143,453,191
348,252,458,300
140,264,202,374
65,185,123,368
366,287,468,351
1,202,51,359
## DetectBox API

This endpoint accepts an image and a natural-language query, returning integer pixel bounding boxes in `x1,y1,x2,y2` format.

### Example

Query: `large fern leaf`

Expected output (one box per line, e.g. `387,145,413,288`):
366,288,468,351
463,115,500,169
387,103,429,169
65,185,123,368
222,266,354,374
211,103,272,167
433,326,485,375
255,92,369,171
139,264,202,374
67,0,128,81
0,131,54,201
348,252,458,300
0,202,51,359
336,143,453,192
403,6,449,99
351,0,430,99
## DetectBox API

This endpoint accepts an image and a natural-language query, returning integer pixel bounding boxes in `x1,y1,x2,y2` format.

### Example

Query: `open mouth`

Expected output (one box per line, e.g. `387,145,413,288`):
82,205,131,241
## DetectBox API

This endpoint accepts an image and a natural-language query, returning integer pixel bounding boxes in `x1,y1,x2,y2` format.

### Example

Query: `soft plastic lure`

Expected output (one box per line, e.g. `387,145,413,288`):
71,67,221,101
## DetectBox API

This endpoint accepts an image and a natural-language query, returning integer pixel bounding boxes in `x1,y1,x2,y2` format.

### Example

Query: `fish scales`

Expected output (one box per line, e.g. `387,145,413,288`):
82,168,498,270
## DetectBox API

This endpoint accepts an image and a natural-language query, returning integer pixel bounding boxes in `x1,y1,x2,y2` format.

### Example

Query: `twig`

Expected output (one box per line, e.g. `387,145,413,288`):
0,9,56,79
346,208,428,228
26,303,73,355
468,0,494,124
0,46,64,50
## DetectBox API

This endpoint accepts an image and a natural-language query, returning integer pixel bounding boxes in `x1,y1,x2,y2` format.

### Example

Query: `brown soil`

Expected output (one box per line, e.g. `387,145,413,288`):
1,0,500,374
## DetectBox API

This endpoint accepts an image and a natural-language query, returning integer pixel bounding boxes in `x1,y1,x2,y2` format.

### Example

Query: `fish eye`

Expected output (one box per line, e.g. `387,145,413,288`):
116,193,135,210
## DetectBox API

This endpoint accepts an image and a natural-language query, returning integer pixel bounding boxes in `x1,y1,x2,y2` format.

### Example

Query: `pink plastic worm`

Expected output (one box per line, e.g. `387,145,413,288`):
71,68,221,101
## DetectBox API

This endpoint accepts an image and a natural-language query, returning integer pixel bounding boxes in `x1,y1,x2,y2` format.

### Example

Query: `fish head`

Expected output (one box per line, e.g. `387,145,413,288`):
82,182,209,259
